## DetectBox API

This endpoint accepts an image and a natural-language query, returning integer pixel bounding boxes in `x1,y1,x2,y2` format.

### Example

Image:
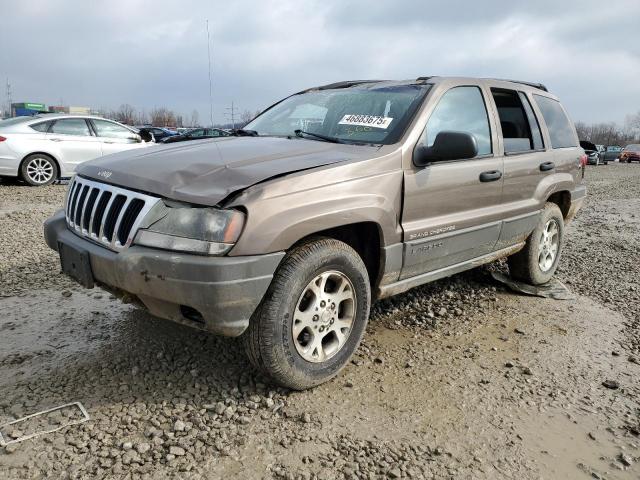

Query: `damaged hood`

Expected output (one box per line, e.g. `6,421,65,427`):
76,137,376,205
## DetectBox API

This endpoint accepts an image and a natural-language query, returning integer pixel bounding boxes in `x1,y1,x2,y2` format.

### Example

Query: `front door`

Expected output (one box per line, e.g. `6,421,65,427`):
90,119,146,156
46,118,102,173
401,85,504,280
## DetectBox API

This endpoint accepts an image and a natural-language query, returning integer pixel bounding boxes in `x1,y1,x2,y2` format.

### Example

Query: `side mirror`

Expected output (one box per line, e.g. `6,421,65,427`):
413,131,478,167
138,130,153,143
132,134,143,143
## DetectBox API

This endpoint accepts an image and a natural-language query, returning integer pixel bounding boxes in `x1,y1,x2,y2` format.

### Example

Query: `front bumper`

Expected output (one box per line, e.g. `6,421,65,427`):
44,210,284,336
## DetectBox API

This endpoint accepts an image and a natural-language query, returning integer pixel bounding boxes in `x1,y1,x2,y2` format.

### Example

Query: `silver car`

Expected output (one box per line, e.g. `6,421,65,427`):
0,115,152,186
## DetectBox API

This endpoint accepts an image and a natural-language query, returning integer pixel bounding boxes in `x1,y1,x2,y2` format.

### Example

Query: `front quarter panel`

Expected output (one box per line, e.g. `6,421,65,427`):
228,150,403,256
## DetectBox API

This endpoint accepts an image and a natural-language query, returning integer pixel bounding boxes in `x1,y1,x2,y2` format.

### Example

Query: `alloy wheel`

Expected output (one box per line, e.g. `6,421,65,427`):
538,219,560,272
292,270,356,363
26,157,54,184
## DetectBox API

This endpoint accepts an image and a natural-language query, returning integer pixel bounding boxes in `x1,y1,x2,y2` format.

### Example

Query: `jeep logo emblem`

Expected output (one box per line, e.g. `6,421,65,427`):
97,170,113,179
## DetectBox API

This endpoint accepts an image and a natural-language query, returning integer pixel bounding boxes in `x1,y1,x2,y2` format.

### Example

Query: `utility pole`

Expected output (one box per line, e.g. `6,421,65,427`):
225,101,238,129
5,78,12,118
206,20,214,128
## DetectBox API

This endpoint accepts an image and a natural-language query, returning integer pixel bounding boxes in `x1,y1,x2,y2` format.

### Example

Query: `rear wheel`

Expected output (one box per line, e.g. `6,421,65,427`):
508,203,564,285
243,238,371,390
20,154,58,186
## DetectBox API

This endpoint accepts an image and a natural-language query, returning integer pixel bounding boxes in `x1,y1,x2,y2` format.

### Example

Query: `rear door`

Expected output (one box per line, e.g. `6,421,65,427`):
490,88,549,248
401,84,504,279
46,118,102,172
498,90,581,245
90,119,145,156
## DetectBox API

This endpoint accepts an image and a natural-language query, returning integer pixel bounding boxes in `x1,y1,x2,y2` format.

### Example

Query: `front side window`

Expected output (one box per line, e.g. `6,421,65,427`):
50,118,91,136
92,120,134,139
419,86,492,156
188,129,205,137
245,84,430,145
533,95,577,149
204,129,222,137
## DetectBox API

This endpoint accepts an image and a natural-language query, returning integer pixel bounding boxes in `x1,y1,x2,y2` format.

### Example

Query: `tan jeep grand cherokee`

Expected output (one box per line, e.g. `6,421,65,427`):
44,77,586,389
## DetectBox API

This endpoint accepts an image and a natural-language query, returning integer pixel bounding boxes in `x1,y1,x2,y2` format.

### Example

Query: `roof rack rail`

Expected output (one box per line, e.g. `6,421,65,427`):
415,76,434,82
489,78,548,92
314,80,387,91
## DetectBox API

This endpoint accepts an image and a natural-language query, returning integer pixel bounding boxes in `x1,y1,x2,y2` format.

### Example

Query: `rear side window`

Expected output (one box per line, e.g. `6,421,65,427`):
30,121,52,132
491,88,543,154
420,86,492,156
533,95,577,148
519,93,544,150
50,118,92,136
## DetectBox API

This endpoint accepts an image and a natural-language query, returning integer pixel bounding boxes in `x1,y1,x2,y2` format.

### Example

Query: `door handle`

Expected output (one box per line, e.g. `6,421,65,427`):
539,161,555,172
104,141,114,144
49,138,63,142
479,170,502,182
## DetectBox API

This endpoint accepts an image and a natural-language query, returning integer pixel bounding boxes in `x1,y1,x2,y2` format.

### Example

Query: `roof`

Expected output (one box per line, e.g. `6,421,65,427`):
306,76,550,93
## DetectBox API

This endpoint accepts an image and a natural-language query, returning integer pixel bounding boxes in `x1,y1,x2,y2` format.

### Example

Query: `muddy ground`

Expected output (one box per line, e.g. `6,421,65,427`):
0,165,639,479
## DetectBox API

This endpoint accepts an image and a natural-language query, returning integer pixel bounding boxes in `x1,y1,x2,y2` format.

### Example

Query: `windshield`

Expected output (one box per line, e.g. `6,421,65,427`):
246,84,430,145
625,144,640,152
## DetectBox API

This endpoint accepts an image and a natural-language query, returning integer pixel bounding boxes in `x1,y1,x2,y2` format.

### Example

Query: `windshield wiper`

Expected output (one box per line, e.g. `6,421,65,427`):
230,129,259,136
294,129,344,144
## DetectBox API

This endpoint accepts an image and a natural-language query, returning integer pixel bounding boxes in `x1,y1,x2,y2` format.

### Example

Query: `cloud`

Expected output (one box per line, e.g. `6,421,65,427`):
0,0,638,124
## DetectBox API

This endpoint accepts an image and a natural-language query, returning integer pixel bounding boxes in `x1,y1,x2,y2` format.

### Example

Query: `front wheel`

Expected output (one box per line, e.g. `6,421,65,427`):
508,203,564,285
20,154,58,186
243,238,371,390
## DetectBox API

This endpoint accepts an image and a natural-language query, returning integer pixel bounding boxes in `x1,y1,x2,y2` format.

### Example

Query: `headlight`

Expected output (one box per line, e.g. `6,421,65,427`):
133,201,245,255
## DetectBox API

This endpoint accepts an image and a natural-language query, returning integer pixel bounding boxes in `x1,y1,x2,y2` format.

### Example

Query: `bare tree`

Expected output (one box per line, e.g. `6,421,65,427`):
114,104,136,125
149,107,177,127
239,110,254,126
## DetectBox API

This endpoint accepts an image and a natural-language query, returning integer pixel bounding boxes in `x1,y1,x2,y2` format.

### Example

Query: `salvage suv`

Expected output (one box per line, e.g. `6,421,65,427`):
44,77,586,389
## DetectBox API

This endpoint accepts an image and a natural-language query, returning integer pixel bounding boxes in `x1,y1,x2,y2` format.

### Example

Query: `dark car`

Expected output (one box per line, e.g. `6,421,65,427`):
620,144,640,163
161,128,230,144
580,140,603,165
603,145,622,162
136,126,178,142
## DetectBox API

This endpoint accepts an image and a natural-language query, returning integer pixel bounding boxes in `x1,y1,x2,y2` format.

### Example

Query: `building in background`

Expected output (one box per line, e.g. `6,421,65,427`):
8,102,93,117
11,102,47,117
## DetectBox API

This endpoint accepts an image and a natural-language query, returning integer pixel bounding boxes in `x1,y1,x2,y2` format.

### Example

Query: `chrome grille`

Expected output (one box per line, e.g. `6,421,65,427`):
64,176,161,251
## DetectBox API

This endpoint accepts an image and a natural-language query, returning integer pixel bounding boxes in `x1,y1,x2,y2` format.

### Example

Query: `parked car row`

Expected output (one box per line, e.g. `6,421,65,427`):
578,141,637,165
0,115,236,186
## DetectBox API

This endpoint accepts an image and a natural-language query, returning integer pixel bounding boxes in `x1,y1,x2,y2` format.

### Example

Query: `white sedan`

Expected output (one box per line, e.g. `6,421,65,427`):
0,115,153,186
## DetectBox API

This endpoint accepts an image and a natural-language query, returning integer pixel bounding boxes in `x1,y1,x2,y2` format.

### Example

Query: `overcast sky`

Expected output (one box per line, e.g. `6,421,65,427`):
1,0,639,125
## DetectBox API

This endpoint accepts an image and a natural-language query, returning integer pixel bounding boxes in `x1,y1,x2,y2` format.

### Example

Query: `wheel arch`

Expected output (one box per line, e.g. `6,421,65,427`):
291,221,384,292
546,190,571,219
20,152,62,180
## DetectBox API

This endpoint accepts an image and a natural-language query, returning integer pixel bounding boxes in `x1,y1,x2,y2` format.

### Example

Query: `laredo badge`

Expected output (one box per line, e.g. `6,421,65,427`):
339,114,393,129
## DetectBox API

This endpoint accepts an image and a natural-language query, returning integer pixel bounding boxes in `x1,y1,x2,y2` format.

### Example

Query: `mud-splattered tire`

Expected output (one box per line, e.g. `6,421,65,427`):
242,237,371,390
508,203,564,285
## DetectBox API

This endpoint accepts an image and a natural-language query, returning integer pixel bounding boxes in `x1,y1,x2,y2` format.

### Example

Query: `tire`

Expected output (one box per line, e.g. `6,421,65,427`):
243,237,371,390
20,154,58,186
508,203,564,285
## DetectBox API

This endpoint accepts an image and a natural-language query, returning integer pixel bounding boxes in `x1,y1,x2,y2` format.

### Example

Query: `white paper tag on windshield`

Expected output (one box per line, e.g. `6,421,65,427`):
338,114,393,129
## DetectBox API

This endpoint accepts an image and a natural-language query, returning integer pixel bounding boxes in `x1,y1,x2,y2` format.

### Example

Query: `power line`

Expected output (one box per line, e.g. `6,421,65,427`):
206,20,214,128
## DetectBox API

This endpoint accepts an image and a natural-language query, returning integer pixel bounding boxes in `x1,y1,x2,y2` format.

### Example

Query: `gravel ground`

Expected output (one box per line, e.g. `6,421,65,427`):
0,166,639,479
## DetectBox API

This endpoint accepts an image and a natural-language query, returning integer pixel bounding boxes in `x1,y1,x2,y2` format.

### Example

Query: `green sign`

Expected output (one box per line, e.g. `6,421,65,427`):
25,103,45,110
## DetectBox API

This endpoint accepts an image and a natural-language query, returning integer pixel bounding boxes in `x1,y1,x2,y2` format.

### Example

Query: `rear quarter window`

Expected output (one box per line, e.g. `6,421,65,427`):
30,121,52,132
533,95,577,149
